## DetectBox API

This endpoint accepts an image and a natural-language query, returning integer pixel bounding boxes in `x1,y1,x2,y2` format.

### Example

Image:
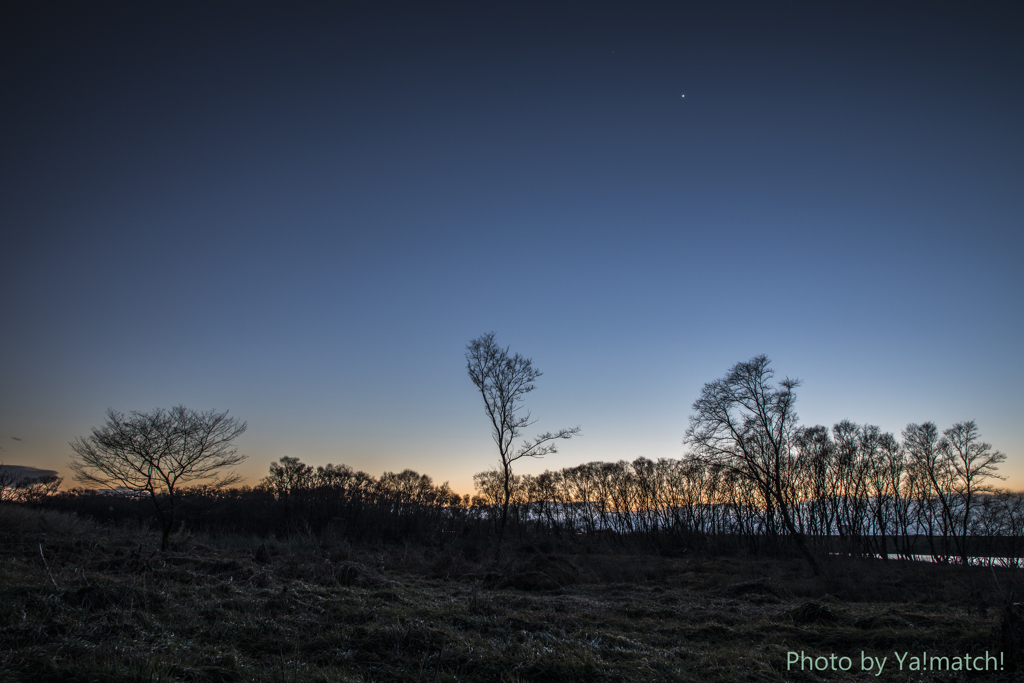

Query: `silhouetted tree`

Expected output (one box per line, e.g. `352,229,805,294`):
260,456,315,497
466,332,579,551
684,355,820,574
69,406,246,550
257,456,316,533
941,420,1006,564
904,422,955,559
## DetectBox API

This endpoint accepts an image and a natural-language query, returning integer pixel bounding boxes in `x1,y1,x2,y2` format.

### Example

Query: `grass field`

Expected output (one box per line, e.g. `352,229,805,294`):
1,504,1021,682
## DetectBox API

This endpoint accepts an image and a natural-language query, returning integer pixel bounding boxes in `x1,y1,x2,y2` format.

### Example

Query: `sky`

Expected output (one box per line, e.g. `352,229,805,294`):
2,1,1022,495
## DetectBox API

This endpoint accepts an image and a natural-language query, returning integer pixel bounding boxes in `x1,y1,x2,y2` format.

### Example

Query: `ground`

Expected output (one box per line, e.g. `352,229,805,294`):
0,505,1019,682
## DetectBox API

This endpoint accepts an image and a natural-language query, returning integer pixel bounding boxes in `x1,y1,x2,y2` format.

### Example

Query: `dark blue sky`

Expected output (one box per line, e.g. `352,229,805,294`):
3,1,1022,493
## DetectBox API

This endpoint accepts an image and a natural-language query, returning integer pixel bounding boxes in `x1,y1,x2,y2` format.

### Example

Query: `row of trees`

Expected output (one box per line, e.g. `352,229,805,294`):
681,356,1007,572
38,458,468,544
469,427,1021,564
40,339,1016,568
466,346,1015,569
251,456,465,538
42,435,1022,567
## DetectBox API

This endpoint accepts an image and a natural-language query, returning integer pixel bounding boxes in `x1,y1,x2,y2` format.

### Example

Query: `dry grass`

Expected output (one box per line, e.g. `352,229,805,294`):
0,504,1019,681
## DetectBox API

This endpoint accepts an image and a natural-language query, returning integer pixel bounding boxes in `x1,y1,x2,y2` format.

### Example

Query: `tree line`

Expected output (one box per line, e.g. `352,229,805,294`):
470,423,1022,566
39,457,469,545
36,431,1024,568
22,339,1019,568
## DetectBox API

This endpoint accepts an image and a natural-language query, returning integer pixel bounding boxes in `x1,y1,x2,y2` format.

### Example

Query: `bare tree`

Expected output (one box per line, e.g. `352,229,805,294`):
942,420,1006,565
69,406,246,550
684,355,820,574
260,456,315,498
466,332,580,549
904,422,955,560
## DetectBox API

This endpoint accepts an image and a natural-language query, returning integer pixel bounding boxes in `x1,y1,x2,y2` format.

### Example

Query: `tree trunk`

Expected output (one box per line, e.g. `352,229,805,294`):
160,492,176,552
495,499,509,562
775,494,820,575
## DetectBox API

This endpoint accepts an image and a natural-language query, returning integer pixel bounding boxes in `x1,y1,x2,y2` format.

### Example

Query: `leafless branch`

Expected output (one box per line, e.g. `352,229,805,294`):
69,406,246,550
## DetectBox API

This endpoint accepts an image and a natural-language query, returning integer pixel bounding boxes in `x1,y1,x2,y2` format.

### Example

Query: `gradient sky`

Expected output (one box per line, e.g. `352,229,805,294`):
2,1,1022,495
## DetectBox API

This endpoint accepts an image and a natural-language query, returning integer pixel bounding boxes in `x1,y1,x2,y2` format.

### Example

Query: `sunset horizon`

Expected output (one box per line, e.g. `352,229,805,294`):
2,1,1020,508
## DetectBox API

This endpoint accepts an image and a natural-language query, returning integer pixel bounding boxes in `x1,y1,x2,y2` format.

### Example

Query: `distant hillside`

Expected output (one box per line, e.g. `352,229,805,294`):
0,465,59,481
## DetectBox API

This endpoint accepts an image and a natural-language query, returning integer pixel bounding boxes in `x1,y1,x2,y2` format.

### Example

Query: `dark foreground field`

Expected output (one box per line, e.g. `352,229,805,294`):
2,505,1022,682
